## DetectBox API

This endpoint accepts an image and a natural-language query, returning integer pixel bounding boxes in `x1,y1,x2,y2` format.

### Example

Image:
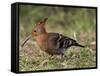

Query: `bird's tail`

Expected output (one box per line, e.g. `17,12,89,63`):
74,42,85,48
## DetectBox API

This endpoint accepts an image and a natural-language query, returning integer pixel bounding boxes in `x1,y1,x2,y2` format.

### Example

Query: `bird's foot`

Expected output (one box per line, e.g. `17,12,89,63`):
61,54,69,60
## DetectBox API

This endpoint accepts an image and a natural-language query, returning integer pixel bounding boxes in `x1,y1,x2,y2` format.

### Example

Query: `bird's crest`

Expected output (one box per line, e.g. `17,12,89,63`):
35,18,48,27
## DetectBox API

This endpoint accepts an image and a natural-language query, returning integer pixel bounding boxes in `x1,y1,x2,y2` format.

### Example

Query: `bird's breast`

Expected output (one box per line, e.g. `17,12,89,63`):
35,34,48,51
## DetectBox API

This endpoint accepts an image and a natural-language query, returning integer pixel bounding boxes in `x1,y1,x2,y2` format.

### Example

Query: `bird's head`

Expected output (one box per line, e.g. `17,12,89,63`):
21,18,48,47
32,18,48,37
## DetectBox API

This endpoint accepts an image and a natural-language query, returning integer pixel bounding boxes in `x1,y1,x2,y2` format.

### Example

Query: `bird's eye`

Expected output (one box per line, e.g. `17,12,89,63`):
34,30,36,32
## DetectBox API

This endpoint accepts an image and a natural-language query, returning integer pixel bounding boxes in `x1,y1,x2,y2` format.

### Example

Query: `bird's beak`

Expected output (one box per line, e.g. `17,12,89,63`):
21,33,32,47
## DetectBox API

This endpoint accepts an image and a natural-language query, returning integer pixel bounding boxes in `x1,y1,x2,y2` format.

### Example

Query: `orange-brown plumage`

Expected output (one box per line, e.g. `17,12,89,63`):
22,18,85,56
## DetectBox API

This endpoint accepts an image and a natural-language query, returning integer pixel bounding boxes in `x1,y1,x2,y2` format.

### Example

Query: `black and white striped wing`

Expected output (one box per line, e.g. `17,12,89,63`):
56,34,76,49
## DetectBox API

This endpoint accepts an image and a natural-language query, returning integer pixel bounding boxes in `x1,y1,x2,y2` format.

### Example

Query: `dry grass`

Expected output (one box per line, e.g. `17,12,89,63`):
19,32,96,71
19,5,96,71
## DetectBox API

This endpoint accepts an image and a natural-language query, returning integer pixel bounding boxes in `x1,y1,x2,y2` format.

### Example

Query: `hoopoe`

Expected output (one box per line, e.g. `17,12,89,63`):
22,18,85,57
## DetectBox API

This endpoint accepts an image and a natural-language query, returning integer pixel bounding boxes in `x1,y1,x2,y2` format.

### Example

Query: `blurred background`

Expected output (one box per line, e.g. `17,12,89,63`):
19,4,96,71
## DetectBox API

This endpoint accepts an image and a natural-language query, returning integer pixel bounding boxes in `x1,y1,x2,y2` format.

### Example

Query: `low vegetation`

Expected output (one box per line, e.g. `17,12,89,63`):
19,5,96,71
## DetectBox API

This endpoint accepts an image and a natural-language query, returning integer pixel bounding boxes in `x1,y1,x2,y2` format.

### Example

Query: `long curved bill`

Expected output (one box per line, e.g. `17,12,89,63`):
21,33,32,47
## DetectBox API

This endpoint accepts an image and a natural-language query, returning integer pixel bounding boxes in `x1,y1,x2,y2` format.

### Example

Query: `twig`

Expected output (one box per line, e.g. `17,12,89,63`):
73,31,77,40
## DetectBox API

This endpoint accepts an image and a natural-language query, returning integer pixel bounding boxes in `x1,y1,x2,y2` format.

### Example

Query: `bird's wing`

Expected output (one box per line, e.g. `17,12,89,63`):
47,33,76,50
48,33,59,42
47,33,60,49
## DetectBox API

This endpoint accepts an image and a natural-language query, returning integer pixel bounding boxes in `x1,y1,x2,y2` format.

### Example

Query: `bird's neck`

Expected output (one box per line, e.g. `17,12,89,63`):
36,32,48,40
35,32,48,50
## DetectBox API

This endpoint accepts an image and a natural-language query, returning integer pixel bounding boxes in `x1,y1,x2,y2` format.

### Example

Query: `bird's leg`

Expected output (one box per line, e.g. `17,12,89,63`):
50,55,54,59
58,53,67,60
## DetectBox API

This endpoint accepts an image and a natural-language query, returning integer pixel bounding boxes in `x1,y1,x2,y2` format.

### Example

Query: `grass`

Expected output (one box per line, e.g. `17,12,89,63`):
19,32,96,71
19,5,96,71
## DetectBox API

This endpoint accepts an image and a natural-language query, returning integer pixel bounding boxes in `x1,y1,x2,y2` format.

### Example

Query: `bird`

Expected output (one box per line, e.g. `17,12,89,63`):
22,18,85,57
